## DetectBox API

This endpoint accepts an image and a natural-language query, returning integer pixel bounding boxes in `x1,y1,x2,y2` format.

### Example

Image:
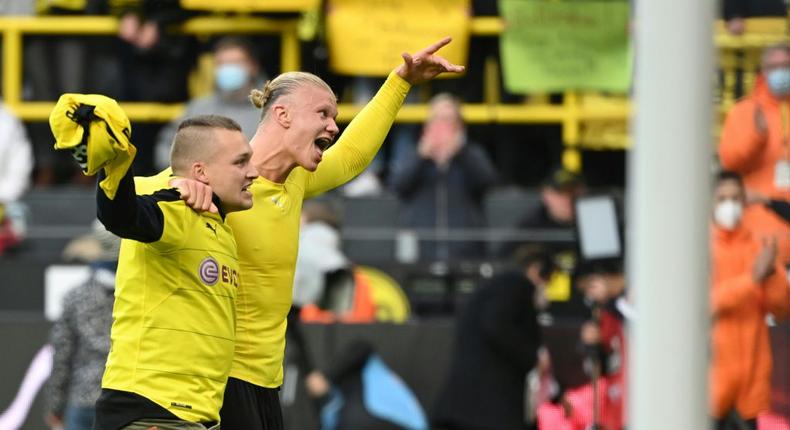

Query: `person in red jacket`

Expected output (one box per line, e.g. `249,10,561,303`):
710,171,790,430
719,43,790,263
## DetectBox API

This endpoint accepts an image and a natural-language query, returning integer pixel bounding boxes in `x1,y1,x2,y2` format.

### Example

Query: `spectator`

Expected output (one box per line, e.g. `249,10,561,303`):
719,43,790,263
24,0,90,186
305,340,429,430
571,261,629,430
293,200,349,310
533,260,632,430
26,0,88,100
389,93,498,261
0,103,33,254
45,222,120,430
112,0,197,174
504,167,586,318
154,36,266,170
287,201,351,387
709,171,790,430
114,0,194,103
431,255,544,430
722,0,786,35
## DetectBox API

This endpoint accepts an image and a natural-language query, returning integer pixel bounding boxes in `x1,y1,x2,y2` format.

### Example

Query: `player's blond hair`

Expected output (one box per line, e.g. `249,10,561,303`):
170,115,242,175
249,71,335,121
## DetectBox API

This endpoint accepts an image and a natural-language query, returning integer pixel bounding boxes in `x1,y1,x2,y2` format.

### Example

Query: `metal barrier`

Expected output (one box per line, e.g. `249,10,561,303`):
0,15,787,166
0,15,301,121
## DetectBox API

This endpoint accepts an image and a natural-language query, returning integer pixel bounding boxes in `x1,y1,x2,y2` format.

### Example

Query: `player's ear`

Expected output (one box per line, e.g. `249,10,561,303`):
272,103,291,128
191,161,209,183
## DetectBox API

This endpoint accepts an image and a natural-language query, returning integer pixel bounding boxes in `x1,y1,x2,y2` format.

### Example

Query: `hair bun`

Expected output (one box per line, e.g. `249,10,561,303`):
249,81,273,108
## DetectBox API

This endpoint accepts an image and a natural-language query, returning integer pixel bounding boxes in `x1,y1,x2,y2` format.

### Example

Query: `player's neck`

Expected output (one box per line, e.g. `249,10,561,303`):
250,127,296,184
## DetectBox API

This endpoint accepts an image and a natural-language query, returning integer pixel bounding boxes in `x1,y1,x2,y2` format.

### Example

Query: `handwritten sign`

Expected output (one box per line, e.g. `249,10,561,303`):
326,0,470,76
500,0,632,93
180,0,320,12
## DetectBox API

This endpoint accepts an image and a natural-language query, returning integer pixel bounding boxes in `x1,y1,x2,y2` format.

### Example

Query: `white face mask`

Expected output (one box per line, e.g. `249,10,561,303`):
714,199,743,230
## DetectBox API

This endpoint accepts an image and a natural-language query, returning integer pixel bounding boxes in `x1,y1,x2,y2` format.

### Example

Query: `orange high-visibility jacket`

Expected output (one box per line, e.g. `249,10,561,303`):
710,223,790,419
720,75,790,263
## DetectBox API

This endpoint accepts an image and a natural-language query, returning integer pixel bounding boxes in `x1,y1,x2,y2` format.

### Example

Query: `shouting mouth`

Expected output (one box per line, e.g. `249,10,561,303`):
314,137,333,151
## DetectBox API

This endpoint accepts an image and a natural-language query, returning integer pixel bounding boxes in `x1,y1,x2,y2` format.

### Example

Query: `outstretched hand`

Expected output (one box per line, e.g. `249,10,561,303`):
169,178,218,214
395,37,465,85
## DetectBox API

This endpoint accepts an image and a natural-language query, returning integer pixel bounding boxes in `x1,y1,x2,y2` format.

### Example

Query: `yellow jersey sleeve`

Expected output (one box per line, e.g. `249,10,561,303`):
303,71,411,198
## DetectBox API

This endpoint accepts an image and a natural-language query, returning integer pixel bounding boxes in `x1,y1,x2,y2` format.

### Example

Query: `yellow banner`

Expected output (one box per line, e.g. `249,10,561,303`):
326,0,470,76
180,0,320,12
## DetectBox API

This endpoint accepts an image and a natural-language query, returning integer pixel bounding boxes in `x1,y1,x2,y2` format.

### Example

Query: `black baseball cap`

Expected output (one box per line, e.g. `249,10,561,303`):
543,166,585,191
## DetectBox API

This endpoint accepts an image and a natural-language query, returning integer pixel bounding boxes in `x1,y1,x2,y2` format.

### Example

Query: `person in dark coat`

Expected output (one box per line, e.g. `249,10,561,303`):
431,256,545,430
389,93,498,261
502,167,587,318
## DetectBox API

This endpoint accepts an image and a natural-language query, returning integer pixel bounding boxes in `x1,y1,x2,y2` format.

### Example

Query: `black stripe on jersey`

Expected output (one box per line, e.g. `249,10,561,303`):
97,169,181,243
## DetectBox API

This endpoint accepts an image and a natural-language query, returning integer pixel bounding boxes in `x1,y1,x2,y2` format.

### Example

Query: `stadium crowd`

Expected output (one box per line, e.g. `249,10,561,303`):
2,0,790,430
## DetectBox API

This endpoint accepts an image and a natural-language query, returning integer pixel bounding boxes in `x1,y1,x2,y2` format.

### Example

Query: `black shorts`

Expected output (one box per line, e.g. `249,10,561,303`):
220,377,283,430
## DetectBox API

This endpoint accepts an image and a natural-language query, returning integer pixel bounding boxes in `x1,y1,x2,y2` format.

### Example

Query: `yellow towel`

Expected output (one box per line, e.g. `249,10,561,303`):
50,94,136,200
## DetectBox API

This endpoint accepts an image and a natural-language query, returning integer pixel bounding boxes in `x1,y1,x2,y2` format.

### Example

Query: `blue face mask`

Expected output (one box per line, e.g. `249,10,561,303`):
215,63,249,93
767,68,790,96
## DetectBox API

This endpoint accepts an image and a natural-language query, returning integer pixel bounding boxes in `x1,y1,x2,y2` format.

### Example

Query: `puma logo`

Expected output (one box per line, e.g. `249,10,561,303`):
205,222,218,238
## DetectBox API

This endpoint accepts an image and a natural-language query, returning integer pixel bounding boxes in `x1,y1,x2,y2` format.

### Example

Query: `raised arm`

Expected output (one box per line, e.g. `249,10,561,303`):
455,144,499,193
303,37,465,198
719,101,769,173
303,72,410,197
390,149,433,198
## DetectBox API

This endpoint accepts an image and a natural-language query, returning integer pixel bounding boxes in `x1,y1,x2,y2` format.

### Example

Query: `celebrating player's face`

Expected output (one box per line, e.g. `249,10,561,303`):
203,129,257,212
284,84,339,171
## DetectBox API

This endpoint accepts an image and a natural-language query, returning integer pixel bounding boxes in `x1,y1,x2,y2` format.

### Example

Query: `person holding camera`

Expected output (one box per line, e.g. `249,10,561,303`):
431,252,545,430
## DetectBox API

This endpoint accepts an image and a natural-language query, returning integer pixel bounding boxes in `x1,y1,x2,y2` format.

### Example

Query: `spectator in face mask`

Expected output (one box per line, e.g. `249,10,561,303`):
719,43,790,264
709,171,790,430
153,36,266,170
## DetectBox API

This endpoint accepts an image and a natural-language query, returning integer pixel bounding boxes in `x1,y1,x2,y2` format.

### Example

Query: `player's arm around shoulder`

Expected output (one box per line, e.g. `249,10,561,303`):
97,168,182,244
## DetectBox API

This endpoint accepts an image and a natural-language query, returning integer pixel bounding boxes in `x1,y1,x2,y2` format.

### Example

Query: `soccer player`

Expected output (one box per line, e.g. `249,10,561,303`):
144,38,464,429
58,112,257,429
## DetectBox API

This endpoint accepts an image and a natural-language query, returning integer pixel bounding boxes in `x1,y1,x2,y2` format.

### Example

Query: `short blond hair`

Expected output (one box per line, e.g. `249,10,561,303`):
170,115,241,175
249,71,335,121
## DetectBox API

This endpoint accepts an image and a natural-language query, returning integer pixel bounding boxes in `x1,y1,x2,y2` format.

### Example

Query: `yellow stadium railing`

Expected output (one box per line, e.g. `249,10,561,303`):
0,15,301,119
0,15,787,171
180,0,320,12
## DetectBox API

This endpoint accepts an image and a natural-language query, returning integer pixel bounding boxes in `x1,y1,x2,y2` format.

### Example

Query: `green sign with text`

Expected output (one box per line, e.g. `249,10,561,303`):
500,0,632,93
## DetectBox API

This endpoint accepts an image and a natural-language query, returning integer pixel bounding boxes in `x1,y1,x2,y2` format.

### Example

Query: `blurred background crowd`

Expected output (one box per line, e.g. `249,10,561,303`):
3,0,790,429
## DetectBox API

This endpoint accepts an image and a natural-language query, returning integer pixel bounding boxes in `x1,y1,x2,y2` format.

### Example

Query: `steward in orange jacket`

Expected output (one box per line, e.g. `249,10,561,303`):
719,44,790,263
710,171,790,426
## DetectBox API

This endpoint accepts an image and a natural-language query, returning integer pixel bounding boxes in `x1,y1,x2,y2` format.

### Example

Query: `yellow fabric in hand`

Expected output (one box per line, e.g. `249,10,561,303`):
50,94,136,200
